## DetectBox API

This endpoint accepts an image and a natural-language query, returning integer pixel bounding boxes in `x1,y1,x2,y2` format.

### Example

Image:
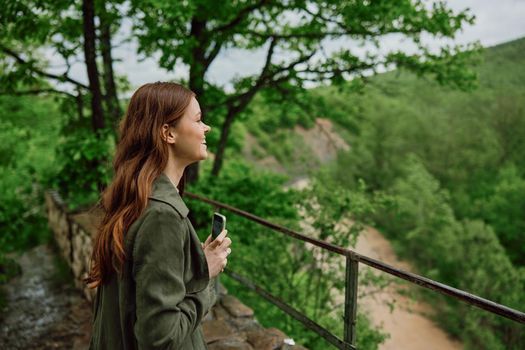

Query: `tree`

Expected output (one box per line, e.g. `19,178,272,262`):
129,0,480,180
0,0,124,200
475,165,525,265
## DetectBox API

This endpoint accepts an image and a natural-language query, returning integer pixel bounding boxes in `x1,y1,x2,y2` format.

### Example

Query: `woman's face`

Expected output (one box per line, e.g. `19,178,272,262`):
170,96,211,164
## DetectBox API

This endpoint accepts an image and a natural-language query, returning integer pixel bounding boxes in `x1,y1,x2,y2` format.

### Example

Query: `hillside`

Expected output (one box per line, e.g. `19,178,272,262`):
243,36,525,175
240,36,525,349
243,36,525,263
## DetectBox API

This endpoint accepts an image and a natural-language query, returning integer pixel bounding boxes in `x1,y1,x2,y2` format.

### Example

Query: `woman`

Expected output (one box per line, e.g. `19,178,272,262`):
86,82,232,349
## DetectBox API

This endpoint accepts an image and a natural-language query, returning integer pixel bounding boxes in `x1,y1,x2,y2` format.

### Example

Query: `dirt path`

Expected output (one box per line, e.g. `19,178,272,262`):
0,244,92,350
354,227,463,350
289,177,462,349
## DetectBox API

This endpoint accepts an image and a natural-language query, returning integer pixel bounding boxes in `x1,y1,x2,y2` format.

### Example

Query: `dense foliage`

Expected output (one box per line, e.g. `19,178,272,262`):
324,38,525,266
187,159,388,349
0,95,64,282
0,90,114,292
306,38,525,349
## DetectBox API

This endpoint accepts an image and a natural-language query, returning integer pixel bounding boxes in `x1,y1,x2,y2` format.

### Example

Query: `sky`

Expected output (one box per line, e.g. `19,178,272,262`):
45,0,525,94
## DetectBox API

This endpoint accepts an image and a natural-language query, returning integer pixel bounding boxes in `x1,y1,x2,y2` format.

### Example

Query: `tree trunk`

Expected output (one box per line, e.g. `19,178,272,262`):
99,0,121,136
75,87,84,121
211,109,236,177
82,0,105,192
211,88,260,177
186,63,207,184
186,17,208,184
82,0,105,133
207,39,278,177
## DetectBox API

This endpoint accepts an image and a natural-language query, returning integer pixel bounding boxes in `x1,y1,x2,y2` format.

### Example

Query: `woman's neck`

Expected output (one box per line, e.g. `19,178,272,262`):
163,158,187,190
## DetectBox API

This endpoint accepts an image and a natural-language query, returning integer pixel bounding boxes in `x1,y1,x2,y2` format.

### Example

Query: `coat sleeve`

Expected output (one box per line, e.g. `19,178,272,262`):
132,205,214,350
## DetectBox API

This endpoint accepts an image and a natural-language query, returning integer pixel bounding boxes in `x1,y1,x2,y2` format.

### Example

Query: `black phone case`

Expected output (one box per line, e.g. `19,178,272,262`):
212,214,225,239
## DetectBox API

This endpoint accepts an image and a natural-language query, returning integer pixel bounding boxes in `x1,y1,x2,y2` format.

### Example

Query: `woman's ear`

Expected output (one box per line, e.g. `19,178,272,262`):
161,124,177,144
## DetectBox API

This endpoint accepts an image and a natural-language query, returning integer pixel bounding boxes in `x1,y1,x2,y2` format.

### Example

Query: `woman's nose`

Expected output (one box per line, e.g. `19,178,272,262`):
204,124,211,133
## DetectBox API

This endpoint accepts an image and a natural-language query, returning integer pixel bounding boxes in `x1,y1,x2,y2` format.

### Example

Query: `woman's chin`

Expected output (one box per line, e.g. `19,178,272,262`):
200,145,208,159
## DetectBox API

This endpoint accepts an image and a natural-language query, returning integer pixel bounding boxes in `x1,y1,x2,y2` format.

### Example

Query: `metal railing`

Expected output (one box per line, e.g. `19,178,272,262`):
185,191,525,349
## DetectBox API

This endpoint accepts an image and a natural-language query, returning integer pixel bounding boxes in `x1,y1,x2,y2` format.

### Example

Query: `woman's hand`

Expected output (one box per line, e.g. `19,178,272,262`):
203,229,232,278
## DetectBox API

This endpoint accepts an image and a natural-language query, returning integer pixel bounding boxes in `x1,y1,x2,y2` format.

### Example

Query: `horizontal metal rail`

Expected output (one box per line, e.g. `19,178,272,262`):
355,254,525,324
225,269,356,350
185,191,525,325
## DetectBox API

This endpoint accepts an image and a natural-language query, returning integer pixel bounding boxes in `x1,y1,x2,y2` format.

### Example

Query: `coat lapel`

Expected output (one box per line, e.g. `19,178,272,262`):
149,173,189,218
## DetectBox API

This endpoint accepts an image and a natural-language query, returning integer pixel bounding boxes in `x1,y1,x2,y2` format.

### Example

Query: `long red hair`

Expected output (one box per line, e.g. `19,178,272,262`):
86,82,195,288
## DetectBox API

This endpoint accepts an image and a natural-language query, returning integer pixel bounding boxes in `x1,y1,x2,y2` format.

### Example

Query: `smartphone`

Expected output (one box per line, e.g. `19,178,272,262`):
211,212,226,240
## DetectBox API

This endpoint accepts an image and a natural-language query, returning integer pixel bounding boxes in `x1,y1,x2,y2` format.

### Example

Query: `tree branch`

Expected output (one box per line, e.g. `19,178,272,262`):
241,29,350,40
202,0,273,70
0,44,89,90
302,4,349,32
203,40,223,71
257,37,278,83
241,26,429,40
209,40,317,112
0,88,76,98
211,0,270,34
296,60,377,80
269,49,317,79
220,36,278,111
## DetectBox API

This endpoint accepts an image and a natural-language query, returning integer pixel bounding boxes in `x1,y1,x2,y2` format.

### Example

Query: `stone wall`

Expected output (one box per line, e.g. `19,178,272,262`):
45,191,96,301
44,190,307,349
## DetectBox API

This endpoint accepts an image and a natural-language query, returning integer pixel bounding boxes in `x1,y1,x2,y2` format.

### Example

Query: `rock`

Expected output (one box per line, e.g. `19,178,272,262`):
212,303,231,320
281,344,309,350
221,295,254,317
246,327,287,350
202,319,239,343
208,338,254,350
228,317,263,333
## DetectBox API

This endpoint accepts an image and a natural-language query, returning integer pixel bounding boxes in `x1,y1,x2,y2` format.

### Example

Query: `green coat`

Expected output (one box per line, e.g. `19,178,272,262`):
89,174,216,350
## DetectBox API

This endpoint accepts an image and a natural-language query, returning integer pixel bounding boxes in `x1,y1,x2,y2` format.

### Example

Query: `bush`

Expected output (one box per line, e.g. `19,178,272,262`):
52,128,114,210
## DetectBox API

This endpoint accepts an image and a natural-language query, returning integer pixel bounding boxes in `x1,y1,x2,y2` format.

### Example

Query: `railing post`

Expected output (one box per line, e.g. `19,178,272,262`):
343,253,358,349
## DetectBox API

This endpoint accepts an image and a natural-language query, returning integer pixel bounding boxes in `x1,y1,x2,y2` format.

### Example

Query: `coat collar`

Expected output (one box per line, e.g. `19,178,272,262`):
149,173,189,218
